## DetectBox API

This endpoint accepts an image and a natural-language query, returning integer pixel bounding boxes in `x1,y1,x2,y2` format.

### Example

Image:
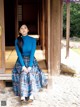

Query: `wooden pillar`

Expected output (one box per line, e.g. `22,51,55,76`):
44,0,47,65
50,0,62,75
61,0,63,39
0,0,5,73
66,2,70,58
44,0,50,67
39,0,45,50
41,0,45,50
47,0,52,88
0,0,5,88
38,1,42,48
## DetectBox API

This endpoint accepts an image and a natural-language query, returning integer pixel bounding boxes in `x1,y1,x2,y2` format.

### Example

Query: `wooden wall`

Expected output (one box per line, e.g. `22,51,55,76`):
18,0,39,34
22,3,38,34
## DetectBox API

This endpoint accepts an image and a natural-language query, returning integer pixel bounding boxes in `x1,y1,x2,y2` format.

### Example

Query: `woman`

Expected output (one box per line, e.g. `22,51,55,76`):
12,23,48,104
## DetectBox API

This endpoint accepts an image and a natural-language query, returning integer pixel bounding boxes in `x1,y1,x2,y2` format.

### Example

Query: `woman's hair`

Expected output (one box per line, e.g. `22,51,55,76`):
17,22,29,53
17,32,23,53
17,22,26,53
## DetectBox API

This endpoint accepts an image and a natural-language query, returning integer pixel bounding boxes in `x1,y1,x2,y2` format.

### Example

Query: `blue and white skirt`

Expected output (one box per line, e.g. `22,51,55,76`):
12,56,48,97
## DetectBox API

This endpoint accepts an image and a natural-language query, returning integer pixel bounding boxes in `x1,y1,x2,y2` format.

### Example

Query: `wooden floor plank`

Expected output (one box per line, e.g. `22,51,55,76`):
5,48,48,74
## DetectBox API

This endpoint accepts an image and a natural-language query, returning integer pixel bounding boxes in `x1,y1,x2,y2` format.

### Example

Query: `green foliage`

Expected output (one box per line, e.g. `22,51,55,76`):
63,3,80,37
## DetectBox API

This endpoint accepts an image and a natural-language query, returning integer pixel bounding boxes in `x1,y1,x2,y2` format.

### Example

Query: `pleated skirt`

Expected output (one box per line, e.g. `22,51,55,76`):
12,56,48,97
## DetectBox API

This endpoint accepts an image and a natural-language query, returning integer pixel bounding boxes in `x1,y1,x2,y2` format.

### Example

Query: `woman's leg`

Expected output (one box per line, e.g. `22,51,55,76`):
12,69,21,96
20,71,31,98
20,71,36,102
29,72,38,100
32,58,48,89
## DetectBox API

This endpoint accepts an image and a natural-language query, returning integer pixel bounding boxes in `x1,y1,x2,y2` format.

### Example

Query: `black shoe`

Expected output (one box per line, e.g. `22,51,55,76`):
26,96,34,104
25,97,29,101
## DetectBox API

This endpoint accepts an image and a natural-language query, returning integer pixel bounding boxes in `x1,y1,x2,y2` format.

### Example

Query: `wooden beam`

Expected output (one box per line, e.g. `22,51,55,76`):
66,2,70,58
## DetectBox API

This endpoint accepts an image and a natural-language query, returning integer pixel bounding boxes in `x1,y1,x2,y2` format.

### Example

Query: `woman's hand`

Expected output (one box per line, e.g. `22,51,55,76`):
27,67,32,71
22,66,28,73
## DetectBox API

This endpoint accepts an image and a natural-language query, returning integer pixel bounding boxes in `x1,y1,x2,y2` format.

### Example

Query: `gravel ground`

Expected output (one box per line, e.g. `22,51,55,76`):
0,75,80,107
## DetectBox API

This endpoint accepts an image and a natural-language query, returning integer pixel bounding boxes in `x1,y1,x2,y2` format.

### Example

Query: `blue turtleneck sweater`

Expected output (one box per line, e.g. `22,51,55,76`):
15,35,36,67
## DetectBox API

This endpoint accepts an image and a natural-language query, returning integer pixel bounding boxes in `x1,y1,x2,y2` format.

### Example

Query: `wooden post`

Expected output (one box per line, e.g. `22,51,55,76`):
0,0,5,88
47,0,63,89
38,0,45,50
44,0,48,66
61,0,63,39
41,0,45,50
47,0,51,89
50,0,62,75
38,1,42,49
66,1,70,58
47,0,51,74
0,0,5,73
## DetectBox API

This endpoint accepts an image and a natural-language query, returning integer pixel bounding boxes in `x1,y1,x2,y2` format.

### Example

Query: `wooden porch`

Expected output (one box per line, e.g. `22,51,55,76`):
0,46,48,80
0,0,63,88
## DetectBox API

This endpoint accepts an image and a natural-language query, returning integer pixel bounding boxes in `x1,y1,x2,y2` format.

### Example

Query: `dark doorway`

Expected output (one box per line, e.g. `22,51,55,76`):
4,0,15,46
4,0,40,46
18,0,39,34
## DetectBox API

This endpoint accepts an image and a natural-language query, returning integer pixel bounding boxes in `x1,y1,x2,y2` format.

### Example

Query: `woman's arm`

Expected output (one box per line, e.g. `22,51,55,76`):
15,39,25,68
29,38,36,67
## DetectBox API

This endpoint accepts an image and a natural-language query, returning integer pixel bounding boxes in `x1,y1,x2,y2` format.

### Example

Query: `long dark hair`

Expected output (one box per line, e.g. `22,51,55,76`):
17,22,29,53
17,32,23,53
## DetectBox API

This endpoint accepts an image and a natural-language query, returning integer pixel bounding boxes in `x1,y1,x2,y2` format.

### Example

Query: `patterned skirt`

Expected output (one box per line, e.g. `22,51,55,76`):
12,56,48,97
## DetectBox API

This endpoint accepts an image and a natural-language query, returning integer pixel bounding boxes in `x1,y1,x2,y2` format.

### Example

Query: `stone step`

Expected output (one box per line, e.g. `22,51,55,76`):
0,74,12,80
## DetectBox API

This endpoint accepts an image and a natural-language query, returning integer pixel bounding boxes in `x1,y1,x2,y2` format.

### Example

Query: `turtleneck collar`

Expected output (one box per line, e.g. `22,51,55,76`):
22,35,29,38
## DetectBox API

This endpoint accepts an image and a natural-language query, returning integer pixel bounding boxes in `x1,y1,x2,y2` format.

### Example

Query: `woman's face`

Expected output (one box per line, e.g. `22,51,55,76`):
19,24,29,36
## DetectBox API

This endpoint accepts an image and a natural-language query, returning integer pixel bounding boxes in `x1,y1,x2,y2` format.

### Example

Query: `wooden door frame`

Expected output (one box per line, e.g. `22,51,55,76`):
0,0,5,73
0,0,18,73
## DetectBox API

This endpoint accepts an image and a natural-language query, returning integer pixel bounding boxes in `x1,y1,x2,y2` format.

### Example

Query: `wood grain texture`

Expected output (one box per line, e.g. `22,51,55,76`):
5,48,47,74
0,0,5,72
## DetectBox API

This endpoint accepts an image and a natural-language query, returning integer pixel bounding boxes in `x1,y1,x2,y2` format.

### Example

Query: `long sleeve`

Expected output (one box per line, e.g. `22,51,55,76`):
29,39,36,67
15,39,25,67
